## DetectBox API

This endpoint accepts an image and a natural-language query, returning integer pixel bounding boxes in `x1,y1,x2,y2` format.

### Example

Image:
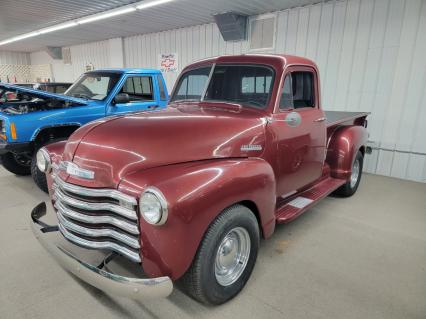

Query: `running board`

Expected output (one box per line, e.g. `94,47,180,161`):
275,177,346,224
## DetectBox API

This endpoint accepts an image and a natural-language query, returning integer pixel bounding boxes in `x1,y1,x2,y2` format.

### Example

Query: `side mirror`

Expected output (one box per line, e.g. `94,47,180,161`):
114,93,130,104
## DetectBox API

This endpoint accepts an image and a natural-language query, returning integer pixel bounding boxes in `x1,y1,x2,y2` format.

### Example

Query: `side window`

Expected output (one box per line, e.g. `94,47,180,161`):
280,71,315,110
157,74,167,100
120,76,153,102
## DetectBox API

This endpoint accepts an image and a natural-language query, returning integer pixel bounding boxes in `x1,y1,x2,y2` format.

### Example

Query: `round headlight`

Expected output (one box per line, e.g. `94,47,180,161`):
139,188,168,225
36,148,51,173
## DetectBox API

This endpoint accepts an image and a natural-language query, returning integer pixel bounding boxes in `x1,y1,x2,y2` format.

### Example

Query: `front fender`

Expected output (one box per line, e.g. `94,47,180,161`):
326,125,368,180
119,158,276,280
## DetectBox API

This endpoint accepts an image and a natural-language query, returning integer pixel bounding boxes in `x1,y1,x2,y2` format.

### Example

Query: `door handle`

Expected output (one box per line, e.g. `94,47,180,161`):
147,105,158,109
313,117,326,122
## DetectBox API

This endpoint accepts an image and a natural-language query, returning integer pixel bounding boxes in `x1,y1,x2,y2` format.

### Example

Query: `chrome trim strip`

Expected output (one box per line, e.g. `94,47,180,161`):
57,211,140,249
54,188,137,221
58,223,141,263
55,201,139,235
55,176,137,206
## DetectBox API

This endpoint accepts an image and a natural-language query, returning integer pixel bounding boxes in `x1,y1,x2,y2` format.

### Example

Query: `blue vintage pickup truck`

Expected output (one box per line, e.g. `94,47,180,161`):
0,68,168,191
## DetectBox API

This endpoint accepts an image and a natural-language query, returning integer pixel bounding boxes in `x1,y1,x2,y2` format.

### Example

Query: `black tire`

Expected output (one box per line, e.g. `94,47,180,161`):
0,152,31,175
31,149,49,193
335,150,363,197
181,204,260,305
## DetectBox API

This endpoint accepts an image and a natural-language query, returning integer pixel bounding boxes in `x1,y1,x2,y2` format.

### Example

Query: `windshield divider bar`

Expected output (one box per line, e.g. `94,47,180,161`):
200,63,216,102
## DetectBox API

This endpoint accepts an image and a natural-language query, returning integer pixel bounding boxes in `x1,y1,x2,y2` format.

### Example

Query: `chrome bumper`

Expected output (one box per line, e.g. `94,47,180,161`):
31,202,173,300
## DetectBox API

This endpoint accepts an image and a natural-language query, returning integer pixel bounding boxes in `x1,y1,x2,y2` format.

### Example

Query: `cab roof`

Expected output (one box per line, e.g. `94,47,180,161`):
184,54,318,72
87,68,162,75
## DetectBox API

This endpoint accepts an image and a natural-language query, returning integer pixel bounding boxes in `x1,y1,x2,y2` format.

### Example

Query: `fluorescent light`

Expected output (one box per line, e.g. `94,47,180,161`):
39,22,78,34
0,31,40,45
136,0,174,10
79,7,136,24
0,0,175,46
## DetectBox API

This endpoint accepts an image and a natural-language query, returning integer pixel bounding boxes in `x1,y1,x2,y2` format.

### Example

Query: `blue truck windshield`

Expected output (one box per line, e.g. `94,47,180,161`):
65,72,120,101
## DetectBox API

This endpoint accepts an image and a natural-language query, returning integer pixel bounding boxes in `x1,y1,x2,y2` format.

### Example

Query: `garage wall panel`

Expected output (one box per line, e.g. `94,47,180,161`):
0,51,30,65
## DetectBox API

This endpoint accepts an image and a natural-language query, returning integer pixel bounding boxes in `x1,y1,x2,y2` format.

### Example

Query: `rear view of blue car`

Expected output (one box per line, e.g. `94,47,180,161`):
0,68,169,192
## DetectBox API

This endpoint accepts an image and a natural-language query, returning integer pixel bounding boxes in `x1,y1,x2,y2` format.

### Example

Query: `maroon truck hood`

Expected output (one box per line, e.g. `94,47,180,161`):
64,104,267,188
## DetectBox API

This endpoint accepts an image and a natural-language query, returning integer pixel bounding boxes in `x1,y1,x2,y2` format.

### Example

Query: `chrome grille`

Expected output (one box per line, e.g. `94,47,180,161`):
52,176,141,263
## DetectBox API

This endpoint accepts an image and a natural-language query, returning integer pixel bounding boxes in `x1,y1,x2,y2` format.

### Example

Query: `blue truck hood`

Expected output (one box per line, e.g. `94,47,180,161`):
0,83,88,106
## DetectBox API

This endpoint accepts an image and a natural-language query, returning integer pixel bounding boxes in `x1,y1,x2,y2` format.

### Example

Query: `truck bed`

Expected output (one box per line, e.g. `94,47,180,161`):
325,111,369,127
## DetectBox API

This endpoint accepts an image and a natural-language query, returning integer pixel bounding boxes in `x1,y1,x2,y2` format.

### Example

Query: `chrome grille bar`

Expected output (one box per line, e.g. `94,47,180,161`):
57,211,140,249
54,187,137,221
58,223,141,263
54,201,139,235
55,173,137,206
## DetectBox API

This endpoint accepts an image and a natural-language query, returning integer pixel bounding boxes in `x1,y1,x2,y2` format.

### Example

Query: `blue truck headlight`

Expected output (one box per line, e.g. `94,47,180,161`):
36,148,52,173
139,188,168,225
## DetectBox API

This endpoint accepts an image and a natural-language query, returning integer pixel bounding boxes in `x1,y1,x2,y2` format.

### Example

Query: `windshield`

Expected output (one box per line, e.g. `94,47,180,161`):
171,67,212,102
65,72,121,100
171,64,274,108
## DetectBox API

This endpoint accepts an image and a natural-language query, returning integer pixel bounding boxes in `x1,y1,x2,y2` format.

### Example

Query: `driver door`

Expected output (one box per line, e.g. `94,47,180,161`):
269,66,326,197
107,75,159,115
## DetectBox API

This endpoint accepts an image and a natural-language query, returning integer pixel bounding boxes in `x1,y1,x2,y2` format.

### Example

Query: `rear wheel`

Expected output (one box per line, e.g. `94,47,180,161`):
181,205,259,305
0,152,31,175
335,150,363,197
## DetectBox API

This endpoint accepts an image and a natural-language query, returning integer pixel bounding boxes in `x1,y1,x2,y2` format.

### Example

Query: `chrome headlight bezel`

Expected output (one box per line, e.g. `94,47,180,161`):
36,147,52,173
139,187,168,225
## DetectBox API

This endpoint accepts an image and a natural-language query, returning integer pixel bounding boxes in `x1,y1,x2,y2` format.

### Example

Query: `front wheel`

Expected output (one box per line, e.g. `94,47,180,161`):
181,205,260,305
0,152,31,175
335,150,363,197
31,151,48,193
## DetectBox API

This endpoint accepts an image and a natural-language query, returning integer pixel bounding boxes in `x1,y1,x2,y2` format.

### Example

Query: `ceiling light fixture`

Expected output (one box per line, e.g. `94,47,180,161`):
78,7,137,24
136,0,175,10
0,0,175,46
39,22,78,34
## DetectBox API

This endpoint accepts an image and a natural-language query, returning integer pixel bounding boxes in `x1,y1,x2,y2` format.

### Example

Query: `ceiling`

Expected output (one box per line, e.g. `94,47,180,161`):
0,0,320,52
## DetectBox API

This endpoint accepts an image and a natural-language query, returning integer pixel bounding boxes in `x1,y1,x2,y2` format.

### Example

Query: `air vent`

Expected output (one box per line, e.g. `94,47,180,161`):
62,48,72,65
249,15,276,50
213,12,247,42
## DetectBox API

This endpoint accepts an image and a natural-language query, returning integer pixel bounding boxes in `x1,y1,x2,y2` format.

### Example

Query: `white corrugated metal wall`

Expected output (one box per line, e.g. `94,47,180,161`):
0,51,30,65
28,0,426,182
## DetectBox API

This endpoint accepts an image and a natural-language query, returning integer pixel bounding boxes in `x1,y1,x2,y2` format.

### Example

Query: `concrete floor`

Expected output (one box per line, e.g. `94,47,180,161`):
0,167,425,319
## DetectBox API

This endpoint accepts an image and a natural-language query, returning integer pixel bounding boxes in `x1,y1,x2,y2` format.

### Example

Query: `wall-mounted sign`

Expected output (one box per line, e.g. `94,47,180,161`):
158,53,178,73
85,63,95,72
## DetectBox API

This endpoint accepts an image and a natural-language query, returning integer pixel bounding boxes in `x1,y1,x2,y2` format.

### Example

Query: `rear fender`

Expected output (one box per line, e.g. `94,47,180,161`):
119,158,276,280
326,125,368,180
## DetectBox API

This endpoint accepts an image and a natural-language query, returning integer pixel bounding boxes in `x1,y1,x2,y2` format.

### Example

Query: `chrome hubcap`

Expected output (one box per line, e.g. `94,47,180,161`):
350,159,360,188
215,227,251,286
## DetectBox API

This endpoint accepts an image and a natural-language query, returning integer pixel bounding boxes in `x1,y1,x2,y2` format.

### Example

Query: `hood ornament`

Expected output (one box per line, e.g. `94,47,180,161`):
60,161,95,180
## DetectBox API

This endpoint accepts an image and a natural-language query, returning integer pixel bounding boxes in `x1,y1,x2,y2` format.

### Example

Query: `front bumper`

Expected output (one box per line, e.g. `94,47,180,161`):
0,140,32,155
30,202,173,300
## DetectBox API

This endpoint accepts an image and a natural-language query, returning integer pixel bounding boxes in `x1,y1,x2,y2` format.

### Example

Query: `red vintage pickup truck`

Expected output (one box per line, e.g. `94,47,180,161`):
31,54,369,305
